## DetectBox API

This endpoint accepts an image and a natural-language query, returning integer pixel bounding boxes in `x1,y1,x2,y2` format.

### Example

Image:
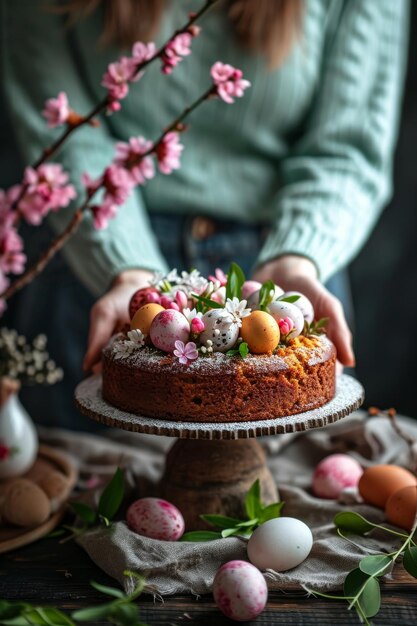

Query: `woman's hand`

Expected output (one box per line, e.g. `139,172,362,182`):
253,255,355,368
83,269,154,372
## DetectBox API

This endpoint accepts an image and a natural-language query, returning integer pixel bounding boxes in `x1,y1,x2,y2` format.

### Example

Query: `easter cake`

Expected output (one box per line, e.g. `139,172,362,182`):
102,265,336,423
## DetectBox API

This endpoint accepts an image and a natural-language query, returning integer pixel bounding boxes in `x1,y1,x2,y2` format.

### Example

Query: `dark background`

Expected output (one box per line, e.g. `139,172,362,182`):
350,1,417,417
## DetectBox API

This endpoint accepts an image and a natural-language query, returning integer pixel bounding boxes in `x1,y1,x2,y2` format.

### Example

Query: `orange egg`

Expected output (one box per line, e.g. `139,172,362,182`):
385,485,417,532
240,311,280,354
358,465,417,509
130,303,164,335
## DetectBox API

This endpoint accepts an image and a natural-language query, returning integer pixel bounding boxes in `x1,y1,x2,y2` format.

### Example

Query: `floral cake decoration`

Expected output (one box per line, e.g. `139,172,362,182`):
113,263,328,364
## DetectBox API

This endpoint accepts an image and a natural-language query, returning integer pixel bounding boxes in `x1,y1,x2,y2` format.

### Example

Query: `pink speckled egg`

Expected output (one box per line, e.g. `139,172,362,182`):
280,291,315,324
213,560,268,622
149,309,190,352
127,497,185,541
241,280,262,301
312,454,363,499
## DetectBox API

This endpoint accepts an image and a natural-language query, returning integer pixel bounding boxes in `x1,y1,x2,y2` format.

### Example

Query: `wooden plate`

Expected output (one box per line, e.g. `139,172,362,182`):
0,445,77,554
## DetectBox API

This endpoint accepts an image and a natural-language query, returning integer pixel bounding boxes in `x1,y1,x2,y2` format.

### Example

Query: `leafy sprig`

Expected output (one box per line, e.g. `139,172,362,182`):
0,572,147,626
303,317,329,336
305,510,417,625
226,342,249,359
225,262,245,301
257,280,275,312
180,479,284,541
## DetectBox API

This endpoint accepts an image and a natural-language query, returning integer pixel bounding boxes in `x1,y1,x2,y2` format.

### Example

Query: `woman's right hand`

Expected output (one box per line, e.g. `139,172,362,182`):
83,269,154,373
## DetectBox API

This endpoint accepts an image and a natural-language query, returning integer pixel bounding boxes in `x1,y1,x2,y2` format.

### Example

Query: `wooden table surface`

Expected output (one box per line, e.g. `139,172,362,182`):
1,533,416,626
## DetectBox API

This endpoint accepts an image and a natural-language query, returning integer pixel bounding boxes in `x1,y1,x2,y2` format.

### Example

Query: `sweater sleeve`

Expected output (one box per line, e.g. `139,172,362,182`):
256,0,409,283
1,0,168,297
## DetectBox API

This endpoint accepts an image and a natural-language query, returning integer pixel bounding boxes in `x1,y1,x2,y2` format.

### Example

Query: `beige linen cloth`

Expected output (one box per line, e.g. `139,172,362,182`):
39,411,417,596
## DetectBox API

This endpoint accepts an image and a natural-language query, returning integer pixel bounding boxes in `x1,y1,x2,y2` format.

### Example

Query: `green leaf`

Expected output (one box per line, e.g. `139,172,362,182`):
221,528,241,538
334,511,376,535
123,571,146,600
279,295,300,303
70,502,97,526
359,555,392,576
225,349,239,357
89,581,125,599
258,280,275,311
98,468,124,521
71,603,114,622
20,607,75,626
236,518,258,528
191,294,223,309
180,530,222,542
344,569,381,618
108,604,141,626
403,546,417,578
239,342,249,358
225,263,245,300
245,479,262,520
259,501,285,523
0,601,30,621
344,568,370,597
200,514,244,529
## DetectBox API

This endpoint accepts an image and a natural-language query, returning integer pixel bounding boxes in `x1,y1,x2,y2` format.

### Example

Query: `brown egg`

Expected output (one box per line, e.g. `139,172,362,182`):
358,465,417,509
1,479,51,527
385,485,417,532
240,311,280,354
130,303,164,335
38,472,71,512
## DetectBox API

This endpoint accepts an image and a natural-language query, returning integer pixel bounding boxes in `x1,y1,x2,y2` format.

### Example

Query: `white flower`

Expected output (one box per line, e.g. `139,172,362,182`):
179,269,208,295
149,271,165,287
113,340,138,360
182,307,203,324
224,297,251,327
127,329,145,347
166,268,180,284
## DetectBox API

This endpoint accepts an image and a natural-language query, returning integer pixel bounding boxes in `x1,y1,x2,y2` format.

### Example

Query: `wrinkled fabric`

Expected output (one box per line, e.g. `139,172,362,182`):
39,411,417,595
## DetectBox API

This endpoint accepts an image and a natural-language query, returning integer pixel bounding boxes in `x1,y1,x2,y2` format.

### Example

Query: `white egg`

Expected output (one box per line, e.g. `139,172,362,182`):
280,291,314,324
199,309,239,352
268,301,304,338
213,560,268,621
247,517,313,572
247,284,284,310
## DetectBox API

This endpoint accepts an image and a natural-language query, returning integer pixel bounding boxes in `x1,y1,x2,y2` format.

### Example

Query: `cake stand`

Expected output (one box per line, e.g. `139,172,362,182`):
75,374,364,529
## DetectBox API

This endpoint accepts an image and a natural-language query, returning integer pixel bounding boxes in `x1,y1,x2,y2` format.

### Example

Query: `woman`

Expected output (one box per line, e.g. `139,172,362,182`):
1,0,408,428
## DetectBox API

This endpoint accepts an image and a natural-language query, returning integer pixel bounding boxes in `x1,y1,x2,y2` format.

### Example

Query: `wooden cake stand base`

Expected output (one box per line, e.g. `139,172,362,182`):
75,374,364,529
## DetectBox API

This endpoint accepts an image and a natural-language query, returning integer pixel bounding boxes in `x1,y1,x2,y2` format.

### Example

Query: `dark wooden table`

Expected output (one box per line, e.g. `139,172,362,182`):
1,534,416,626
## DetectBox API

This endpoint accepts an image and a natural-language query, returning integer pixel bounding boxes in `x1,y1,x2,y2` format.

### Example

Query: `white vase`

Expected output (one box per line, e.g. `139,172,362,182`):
0,393,38,480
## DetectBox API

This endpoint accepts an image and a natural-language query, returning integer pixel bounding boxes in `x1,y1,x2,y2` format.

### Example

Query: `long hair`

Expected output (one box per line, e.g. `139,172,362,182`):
64,0,304,68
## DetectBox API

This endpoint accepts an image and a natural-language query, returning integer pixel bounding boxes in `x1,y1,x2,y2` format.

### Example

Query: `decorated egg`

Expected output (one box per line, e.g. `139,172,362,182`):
213,560,268,622
358,465,417,509
149,309,190,352
280,291,314,324
385,485,417,532
240,311,280,354
241,280,262,301
129,287,161,319
312,454,363,499
199,309,239,352
247,517,313,572
268,300,304,338
130,303,165,335
247,284,284,309
127,497,185,541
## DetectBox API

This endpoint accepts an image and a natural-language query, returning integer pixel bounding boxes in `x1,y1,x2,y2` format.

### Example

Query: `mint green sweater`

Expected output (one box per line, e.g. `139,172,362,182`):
0,0,409,295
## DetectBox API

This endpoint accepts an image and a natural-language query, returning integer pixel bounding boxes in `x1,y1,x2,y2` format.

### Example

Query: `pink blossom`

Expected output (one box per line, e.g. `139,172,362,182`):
114,137,155,185
107,101,121,114
0,228,26,275
42,92,70,128
173,340,199,364
145,291,161,304
190,317,205,334
208,268,227,286
102,165,134,206
155,132,183,174
210,62,251,104
19,164,76,225
91,201,118,230
161,33,192,74
132,41,156,64
102,56,137,101
278,317,295,336
160,295,179,311
174,290,188,310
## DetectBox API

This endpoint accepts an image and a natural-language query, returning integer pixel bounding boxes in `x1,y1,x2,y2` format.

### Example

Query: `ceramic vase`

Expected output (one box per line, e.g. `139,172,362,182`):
0,378,38,480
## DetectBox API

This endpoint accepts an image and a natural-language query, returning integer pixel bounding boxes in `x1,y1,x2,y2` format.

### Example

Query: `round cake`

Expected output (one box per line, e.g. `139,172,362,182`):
101,265,336,423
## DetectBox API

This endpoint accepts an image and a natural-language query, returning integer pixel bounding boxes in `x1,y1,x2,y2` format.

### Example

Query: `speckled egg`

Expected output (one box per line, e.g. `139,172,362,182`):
280,291,315,324
247,517,313,572
359,465,417,509
213,560,268,622
268,300,304,338
241,280,262,301
240,311,280,354
199,309,239,352
247,285,284,310
385,485,417,532
312,454,363,499
130,303,165,335
149,309,190,352
127,497,185,541
129,287,161,319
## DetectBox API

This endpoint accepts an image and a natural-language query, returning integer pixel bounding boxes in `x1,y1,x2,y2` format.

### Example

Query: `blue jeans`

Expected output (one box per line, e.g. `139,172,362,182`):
6,214,353,430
